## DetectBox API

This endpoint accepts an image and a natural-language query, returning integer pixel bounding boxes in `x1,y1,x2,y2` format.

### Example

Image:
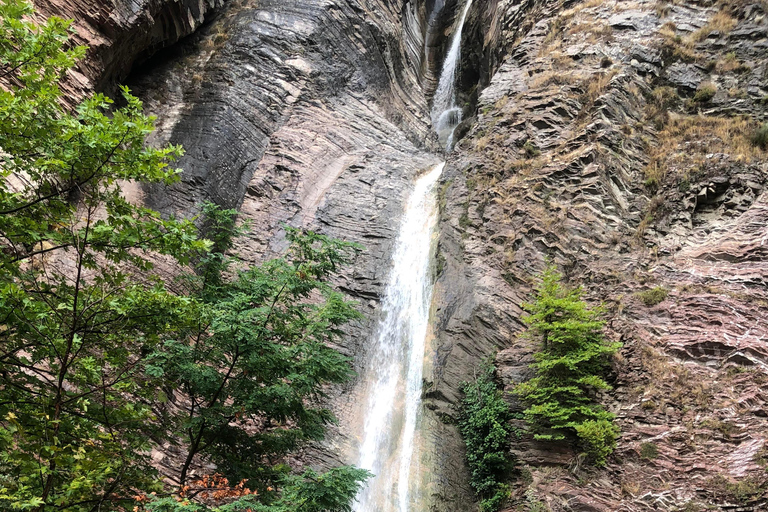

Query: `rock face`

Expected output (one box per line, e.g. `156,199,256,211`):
32,0,225,100
127,0,448,485
430,0,768,509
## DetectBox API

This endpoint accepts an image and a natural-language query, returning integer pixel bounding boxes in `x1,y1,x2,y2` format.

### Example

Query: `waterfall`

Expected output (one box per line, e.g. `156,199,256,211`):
352,162,444,512
431,0,473,151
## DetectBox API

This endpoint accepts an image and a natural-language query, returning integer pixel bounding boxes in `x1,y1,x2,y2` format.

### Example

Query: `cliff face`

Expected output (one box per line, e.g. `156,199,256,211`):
432,0,768,509
126,0,448,481
32,0,224,99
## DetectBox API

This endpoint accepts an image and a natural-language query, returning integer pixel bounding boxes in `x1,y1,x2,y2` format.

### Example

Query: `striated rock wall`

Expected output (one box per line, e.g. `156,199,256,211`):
25,0,768,508
32,0,225,100
431,0,768,509
126,0,450,482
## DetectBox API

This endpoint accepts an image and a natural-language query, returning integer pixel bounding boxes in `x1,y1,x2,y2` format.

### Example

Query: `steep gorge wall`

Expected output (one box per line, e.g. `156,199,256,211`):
32,0,225,100
430,0,768,509
126,0,451,482
21,0,768,509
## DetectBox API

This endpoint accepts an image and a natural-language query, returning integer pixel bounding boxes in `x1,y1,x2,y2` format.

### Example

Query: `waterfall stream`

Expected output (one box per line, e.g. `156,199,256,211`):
352,2,473,510
431,0,474,151
352,162,444,512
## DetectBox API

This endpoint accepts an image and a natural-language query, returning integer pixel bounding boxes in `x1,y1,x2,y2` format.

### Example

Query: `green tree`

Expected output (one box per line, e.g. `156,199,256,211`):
150,205,364,491
514,265,621,466
0,0,207,509
142,466,370,512
458,360,515,512
0,2,370,510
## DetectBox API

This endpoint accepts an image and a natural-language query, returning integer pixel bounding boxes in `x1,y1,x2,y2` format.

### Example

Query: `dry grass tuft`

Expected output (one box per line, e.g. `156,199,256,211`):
530,70,578,89
566,20,614,41
691,11,737,42
581,69,618,106
655,114,763,163
582,0,605,8
714,52,751,74
658,22,699,63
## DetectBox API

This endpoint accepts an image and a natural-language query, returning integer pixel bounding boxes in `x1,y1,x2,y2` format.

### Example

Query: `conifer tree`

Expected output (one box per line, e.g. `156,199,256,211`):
515,265,621,466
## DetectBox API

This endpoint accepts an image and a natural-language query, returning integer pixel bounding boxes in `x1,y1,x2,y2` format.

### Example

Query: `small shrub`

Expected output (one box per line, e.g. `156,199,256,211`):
479,485,511,512
692,82,717,103
576,419,620,467
715,52,751,74
643,160,667,190
640,442,659,460
458,360,516,512
636,286,669,306
523,140,541,158
708,474,766,503
701,418,740,438
750,123,768,150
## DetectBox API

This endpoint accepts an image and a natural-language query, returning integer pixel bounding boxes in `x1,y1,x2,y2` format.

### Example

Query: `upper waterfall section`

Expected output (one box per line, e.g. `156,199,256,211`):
430,0,474,150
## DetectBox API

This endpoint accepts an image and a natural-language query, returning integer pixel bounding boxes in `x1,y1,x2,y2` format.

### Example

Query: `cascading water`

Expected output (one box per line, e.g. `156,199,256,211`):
431,0,473,151
352,162,444,512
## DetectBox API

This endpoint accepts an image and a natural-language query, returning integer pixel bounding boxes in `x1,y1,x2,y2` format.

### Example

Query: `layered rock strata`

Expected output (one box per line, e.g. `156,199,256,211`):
127,0,448,483
21,0,768,509
431,0,768,509
32,0,225,100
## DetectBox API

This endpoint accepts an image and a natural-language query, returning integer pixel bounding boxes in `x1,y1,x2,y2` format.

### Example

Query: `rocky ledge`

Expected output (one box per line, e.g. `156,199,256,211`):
32,0,225,100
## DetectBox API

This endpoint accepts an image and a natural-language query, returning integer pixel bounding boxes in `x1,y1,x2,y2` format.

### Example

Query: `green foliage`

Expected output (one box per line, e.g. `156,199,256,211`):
0,1,206,509
458,360,515,512
707,474,767,503
523,140,541,158
143,467,370,512
152,206,364,489
574,420,619,466
0,2,368,511
692,83,716,104
640,442,659,460
514,265,621,466
635,286,669,306
750,122,768,150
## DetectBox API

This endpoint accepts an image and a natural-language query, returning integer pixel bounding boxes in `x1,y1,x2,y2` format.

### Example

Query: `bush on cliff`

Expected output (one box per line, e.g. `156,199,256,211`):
514,265,621,466
458,359,516,512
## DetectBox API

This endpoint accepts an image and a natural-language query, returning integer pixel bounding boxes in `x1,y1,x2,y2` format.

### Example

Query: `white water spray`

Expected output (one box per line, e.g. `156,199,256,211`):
352,163,444,512
431,0,473,150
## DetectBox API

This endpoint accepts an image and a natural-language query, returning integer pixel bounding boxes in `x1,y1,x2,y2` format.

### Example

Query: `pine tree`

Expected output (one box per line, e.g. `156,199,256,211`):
514,265,621,466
